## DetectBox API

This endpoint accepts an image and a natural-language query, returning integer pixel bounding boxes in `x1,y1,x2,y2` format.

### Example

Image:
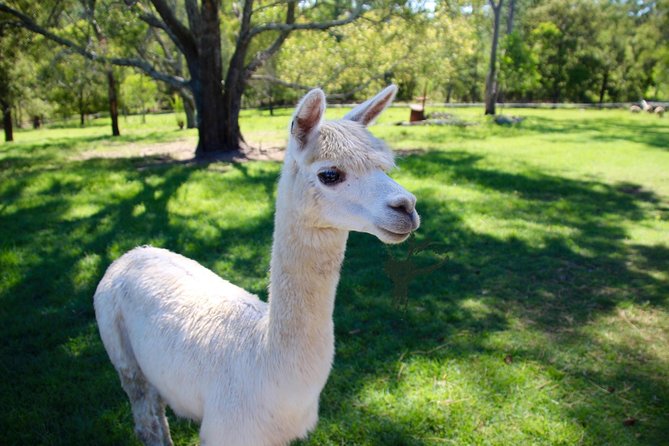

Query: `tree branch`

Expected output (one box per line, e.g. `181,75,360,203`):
115,58,185,90
0,2,187,90
148,0,197,56
243,0,295,80
136,9,184,54
137,11,164,30
251,74,313,90
251,70,391,100
184,0,201,37
239,0,255,43
252,0,288,15
248,3,365,37
489,0,504,13
148,26,176,65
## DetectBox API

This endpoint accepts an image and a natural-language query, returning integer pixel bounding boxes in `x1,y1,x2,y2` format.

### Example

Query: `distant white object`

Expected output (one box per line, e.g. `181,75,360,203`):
94,85,420,446
494,115,525,125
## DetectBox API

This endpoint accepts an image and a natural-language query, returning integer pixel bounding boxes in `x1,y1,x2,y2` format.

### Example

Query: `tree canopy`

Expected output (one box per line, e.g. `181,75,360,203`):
1,0,667,148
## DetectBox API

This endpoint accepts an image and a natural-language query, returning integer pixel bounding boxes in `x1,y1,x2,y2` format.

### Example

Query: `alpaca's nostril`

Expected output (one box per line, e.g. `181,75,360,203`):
388,196,415,215
390,204,409,214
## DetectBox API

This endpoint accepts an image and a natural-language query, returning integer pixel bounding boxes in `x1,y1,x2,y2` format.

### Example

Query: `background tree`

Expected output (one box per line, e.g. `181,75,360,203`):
40,51,108,125
272,3,479,104
121,72,159,123
272,10,417,101
0,0,369,156
0,26,17,142
439,1,488,103
498,30,539,101
484,0,503,115
0,18,30,141
82,0,122,136
2,0,668,141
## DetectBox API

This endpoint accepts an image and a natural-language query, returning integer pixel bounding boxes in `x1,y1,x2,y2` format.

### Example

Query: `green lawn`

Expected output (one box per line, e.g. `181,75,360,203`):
1,106,668,445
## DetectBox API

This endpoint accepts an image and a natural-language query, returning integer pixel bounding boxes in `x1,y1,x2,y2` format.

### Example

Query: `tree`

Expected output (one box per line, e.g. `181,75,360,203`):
436,0,487,103
0,27,16,142
121,72,158,123
82,0,121,136
273,10,420,102
40,50,108,124
0,1,125,135
484,0,503,115
498,30,539,101
0,18,36,141
0,0,368,157
272,4,480,105
1,96,13,143
0,15,20,142
506,0,515,34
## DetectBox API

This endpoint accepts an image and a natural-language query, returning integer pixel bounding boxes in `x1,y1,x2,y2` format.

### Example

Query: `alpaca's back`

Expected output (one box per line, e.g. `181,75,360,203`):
94,246,268,420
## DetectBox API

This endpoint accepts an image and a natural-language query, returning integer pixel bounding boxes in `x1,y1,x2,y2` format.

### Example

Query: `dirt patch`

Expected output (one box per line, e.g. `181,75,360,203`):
76,137,286,164
77,138,198,161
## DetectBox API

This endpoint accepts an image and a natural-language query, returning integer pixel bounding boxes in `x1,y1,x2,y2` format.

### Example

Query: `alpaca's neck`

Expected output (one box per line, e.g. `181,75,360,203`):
267,179,348,362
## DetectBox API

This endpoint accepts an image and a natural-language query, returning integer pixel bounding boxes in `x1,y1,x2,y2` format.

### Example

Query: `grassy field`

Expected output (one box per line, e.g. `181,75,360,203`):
1,106,668,445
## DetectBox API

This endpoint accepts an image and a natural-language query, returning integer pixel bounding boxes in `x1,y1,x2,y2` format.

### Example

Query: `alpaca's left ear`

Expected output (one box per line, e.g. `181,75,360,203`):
291,88,326,148
344,85,397,126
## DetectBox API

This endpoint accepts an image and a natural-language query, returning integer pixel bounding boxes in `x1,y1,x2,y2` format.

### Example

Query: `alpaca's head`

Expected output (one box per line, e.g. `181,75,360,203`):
282,85,420,244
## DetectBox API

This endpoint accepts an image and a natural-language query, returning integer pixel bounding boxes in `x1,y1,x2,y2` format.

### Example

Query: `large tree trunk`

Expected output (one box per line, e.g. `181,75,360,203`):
217,0,262,156
107,68,120,136
221,63,246,154
484,0,504,116
193,0,231,157
1,100,13,142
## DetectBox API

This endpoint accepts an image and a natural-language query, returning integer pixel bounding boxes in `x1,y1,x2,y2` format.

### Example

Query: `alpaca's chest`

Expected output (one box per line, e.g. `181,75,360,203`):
195,370,326,445
257,383,322,443
256,348,334,432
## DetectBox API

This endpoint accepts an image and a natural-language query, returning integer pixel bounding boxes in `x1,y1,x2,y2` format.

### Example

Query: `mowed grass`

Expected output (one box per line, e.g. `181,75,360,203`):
1,106,668,445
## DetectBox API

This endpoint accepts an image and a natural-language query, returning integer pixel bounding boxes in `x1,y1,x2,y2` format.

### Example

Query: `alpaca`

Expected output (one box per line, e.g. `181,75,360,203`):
655,106,665,117
641,99,653,112
629,104,641,113
94,85,420,446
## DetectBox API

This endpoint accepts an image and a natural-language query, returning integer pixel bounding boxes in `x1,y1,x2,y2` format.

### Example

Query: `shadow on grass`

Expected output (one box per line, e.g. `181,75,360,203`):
0,130,188,172
313,150,668,445
1,146,668,444
380,113,669,151
0,155,277,445
520,115,669,149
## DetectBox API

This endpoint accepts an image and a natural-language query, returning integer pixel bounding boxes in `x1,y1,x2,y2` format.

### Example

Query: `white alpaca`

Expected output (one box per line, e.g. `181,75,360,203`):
94,85,420,446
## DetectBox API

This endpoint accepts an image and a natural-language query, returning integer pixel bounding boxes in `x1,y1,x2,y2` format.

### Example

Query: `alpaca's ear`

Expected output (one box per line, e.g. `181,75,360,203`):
344,85,397,126
291,88,326,148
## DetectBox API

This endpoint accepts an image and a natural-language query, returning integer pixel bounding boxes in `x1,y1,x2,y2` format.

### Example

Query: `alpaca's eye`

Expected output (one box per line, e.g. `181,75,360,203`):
318,168,344,185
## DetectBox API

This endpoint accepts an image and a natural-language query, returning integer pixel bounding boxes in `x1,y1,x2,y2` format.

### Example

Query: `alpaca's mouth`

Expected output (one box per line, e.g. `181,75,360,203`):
376,226,413,243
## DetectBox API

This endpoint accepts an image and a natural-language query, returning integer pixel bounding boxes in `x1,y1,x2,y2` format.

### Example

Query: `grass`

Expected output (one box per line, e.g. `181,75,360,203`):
1,106,668,445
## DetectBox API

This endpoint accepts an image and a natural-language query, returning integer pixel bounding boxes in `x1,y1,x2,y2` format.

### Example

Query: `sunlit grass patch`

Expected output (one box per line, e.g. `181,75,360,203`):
1,107,668,445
